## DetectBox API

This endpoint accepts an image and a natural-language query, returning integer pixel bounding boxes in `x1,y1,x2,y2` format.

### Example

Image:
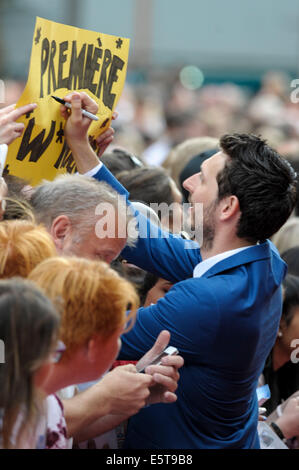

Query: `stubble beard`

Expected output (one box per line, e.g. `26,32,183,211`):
201,200,217,252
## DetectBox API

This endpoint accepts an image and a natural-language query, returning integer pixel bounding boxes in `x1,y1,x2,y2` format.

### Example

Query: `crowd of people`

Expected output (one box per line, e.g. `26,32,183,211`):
0,70,299,449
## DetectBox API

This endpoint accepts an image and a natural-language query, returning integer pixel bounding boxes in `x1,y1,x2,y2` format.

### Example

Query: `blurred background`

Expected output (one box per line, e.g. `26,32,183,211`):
1,0,299,164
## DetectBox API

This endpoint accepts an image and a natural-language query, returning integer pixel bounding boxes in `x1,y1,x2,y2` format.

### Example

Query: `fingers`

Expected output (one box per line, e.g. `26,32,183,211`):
142,373,155,387
0,121,25,145
150,372,179,393
136,331,171,373
60,105,70,121
14,122,25,133
11,129,23,142
97,140,113,158
95,127,114,145
11,126,24,141
117,365,154,389
143,331,171,363
96,128,115,157
68,93,84,124
0,104,16,116
114,363,137,373
145,364,180,382
160,354,184,369
150,331,171,356
8,103,37,121
78,91,98,114
162,391,178,404
64,91,98,115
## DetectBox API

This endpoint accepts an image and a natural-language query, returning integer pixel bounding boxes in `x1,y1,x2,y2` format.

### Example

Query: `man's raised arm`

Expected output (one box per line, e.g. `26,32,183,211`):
61,92,201,283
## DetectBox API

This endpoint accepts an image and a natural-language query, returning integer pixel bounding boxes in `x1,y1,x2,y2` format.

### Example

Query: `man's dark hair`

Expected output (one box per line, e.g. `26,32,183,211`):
217,133,297,243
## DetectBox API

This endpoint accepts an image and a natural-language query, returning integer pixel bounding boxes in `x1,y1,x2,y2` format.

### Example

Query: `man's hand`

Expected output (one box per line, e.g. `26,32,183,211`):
0,103,37,145
61,92,98,147
136,330,184,405
61,91,116,173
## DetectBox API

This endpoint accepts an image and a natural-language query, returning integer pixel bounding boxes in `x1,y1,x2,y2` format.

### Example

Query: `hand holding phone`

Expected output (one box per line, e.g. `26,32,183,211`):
137,346,179,373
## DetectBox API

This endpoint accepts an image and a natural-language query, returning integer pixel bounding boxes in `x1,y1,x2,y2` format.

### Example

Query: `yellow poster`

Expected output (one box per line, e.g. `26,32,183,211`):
6,17,130,185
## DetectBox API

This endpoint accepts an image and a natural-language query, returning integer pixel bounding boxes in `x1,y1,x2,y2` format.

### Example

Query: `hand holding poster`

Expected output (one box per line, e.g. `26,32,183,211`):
6,17,130,185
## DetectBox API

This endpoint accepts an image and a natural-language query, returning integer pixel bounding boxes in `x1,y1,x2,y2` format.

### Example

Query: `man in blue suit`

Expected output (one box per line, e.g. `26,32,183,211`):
62,92,297,449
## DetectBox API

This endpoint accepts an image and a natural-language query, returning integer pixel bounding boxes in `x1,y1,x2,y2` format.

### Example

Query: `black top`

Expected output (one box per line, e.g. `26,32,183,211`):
263,351,299,414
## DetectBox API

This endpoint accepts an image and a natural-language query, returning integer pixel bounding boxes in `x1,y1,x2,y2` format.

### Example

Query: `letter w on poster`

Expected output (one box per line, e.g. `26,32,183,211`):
6,17,130,185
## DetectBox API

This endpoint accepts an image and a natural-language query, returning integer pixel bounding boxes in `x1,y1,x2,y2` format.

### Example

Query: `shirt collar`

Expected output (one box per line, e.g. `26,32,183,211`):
193,246,252,278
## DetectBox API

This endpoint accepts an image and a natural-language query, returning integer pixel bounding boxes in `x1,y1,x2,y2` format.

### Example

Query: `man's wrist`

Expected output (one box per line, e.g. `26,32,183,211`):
83,162,103,177
67,135,89,152
68,139,100,174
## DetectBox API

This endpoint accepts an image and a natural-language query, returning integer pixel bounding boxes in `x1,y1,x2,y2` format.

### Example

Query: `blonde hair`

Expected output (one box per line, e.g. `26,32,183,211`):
0,220,57,279
3,196,36,222
163,137,219,186
28,257,139,351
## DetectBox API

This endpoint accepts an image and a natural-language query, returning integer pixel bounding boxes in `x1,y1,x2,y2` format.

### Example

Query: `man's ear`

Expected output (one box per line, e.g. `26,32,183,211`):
219,195,240,222
50,215,72,251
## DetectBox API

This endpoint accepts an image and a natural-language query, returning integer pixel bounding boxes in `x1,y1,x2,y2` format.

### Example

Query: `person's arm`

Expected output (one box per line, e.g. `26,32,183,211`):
63,330,184,438
62,364,152,437
73,349,184,443
120,277,220,362
61,92,201,283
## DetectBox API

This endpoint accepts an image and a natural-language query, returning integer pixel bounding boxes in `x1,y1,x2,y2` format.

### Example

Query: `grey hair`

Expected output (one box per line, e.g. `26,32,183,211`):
30,174,137,247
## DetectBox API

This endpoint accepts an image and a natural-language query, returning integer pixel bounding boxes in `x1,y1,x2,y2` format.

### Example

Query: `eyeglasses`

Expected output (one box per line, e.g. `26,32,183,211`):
51,340,66,364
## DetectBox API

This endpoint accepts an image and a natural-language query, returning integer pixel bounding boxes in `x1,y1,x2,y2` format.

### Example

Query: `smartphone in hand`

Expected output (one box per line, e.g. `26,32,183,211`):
137,346,179,373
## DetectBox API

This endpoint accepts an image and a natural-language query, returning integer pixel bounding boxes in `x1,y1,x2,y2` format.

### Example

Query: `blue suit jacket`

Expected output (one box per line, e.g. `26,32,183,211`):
94,165,287,449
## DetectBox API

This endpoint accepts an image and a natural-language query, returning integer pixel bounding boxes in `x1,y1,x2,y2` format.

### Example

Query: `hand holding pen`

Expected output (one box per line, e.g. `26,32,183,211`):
58,91,116,158
52,95,99,121
58,92,99,149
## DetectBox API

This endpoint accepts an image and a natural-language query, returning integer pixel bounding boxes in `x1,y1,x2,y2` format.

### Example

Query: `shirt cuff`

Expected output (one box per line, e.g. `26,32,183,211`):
82,162,103,177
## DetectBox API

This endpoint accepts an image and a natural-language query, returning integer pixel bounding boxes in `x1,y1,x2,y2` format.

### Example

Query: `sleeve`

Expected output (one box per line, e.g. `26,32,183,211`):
82,162,103,177
119,278,221,363
93,165,201,283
